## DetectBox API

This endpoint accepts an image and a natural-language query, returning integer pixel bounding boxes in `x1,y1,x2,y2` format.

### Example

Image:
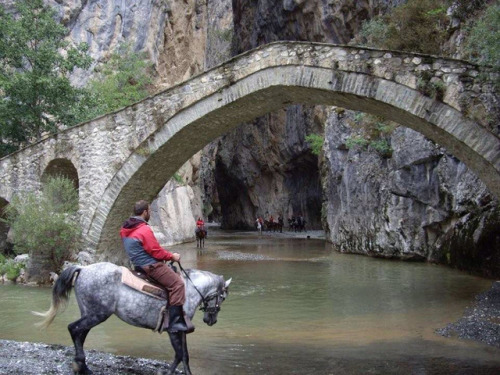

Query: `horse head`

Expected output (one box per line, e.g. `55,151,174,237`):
202,277,231,326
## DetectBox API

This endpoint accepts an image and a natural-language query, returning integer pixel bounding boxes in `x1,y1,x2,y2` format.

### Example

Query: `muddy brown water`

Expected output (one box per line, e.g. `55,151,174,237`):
1,228,499,374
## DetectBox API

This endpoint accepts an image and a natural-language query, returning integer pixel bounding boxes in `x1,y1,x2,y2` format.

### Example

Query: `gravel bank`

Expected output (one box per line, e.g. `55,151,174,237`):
436,281,500,347
0,340,175,374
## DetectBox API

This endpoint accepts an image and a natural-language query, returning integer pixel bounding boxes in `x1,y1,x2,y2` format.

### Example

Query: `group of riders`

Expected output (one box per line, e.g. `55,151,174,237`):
255,214,306,233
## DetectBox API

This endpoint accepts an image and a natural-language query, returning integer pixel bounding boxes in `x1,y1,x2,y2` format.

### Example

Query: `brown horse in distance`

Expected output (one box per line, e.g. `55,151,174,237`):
196,229,206,248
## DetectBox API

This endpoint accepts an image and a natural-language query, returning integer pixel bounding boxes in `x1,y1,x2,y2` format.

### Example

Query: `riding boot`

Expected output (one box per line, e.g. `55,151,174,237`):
167,305,188,333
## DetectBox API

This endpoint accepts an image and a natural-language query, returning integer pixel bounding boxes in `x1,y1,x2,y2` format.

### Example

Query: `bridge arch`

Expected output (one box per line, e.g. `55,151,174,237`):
91,64,499,262
41,158,79,190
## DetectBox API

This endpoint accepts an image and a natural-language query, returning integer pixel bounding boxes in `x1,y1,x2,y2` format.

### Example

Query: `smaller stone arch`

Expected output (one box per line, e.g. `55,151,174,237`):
41,158,79,190
0,197,11,255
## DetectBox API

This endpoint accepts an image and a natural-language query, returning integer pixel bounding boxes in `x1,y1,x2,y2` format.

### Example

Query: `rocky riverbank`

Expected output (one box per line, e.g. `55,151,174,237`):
436,281,500,348
0,340,175,375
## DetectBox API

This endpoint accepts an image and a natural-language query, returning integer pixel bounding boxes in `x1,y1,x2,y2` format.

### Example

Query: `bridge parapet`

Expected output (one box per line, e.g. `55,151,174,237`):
217,42,498,133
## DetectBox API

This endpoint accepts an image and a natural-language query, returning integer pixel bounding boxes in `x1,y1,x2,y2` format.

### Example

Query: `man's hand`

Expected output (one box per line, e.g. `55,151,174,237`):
171,252,181,262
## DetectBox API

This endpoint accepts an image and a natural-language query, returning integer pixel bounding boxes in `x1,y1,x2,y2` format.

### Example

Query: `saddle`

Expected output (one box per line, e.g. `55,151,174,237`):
121,267,195,334
120,267,168,300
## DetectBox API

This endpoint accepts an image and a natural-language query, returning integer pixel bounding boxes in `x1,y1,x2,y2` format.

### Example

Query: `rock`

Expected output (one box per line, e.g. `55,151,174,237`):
14,254,29,263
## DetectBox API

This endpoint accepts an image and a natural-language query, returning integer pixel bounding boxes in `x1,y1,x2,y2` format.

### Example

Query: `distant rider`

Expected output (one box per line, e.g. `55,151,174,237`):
120,200,189,333
195,216,207,237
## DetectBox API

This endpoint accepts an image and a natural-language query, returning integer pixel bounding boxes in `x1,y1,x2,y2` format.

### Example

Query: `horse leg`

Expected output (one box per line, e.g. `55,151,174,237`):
68,314,110,374
180,332,192,375
167,332,183,374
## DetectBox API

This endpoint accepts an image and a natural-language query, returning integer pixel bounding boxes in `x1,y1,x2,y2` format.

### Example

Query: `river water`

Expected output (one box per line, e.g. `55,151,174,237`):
1,228,499,374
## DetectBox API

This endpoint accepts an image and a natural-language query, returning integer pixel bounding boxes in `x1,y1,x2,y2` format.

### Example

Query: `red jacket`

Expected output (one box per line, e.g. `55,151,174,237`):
120,217,173,266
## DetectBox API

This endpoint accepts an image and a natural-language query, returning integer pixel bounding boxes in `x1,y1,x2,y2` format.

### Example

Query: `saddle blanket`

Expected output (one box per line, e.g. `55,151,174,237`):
120,267,168,300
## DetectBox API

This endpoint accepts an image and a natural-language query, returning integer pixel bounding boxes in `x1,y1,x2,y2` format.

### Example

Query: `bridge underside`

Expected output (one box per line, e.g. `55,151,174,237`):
90,66,500,262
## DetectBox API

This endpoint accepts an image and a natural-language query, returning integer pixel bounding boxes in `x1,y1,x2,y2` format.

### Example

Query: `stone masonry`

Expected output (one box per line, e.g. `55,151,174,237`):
0,42,498,263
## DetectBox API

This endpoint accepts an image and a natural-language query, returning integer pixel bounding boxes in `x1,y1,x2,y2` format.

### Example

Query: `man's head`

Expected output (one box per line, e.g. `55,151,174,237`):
134,200,150,222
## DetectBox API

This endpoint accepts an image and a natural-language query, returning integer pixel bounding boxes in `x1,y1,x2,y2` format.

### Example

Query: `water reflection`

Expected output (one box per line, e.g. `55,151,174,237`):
1,228,499,374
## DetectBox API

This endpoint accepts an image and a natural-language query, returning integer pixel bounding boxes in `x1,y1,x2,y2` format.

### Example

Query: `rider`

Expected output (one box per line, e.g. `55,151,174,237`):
120,200,188,333
195,216,207,237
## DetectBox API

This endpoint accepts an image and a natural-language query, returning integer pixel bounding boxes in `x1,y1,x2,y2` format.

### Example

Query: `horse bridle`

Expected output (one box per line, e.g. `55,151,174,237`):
176,262,226,314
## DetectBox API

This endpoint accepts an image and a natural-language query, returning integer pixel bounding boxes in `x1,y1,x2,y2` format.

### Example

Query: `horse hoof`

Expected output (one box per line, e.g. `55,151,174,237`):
72,360,93,374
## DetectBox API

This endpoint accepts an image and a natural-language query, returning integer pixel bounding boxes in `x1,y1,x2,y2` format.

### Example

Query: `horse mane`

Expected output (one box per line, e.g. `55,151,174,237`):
183,268,224,289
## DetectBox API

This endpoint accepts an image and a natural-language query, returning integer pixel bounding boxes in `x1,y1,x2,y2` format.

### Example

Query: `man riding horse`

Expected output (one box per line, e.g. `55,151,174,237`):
120,200,190,333
195,216,207,238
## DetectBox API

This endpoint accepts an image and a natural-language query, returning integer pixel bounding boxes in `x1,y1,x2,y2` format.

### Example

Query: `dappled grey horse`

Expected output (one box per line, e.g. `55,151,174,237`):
34,262,231,375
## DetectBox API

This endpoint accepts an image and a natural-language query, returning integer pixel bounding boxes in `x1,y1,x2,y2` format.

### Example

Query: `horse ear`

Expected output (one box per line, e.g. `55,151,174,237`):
225,278,232,288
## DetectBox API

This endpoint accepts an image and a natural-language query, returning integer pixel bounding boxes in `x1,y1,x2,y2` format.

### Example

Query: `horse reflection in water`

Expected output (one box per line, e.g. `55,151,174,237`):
33,262,231,375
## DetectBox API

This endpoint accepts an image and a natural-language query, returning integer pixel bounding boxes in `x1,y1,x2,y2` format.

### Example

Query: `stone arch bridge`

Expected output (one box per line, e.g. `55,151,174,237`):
0,42,498,263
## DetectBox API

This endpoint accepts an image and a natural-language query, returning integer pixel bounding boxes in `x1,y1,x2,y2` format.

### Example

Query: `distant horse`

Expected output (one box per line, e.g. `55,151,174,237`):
33,262,231,375
196,228,206,248
288,217,306,232
264,220,282,232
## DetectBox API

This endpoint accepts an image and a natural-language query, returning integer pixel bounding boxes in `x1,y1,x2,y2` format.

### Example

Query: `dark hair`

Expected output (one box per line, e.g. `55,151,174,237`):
134,200,149,216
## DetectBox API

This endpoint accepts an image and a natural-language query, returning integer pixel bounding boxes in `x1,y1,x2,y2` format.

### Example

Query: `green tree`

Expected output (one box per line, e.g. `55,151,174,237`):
4,176,81,284
0,0,92,156
87,43,154,113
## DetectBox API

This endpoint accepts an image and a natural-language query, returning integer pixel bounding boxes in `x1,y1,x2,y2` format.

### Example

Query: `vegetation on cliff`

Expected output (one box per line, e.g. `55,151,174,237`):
353,0,499,67
87,43,154,115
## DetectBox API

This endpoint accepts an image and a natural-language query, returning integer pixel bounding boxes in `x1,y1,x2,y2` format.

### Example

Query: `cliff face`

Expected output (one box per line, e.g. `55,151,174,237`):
322,112,499,276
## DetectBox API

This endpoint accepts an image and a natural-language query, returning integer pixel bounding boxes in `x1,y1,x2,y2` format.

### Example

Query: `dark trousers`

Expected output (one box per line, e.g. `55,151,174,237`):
143,262,185,306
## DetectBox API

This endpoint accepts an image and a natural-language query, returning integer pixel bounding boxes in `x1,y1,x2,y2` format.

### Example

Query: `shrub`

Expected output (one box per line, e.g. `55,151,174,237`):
4,176,81,283
451,0,487,21
346,113,396,158
369,139,393,158
173,173,184,185
357,17,389,48
464,3,500,67
352,0,450,55
305,134,324,156
0,258,25,282
346,135,369,150
417,71,446,100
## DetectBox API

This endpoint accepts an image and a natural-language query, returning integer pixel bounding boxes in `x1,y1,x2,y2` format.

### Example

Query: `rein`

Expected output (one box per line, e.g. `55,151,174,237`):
176,262,223,314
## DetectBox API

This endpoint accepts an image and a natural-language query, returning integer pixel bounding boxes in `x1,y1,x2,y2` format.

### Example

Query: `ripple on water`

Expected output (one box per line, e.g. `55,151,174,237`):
216,250,276,261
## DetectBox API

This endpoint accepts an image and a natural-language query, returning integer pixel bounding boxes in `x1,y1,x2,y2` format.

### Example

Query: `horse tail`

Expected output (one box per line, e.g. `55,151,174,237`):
32,265,81,329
